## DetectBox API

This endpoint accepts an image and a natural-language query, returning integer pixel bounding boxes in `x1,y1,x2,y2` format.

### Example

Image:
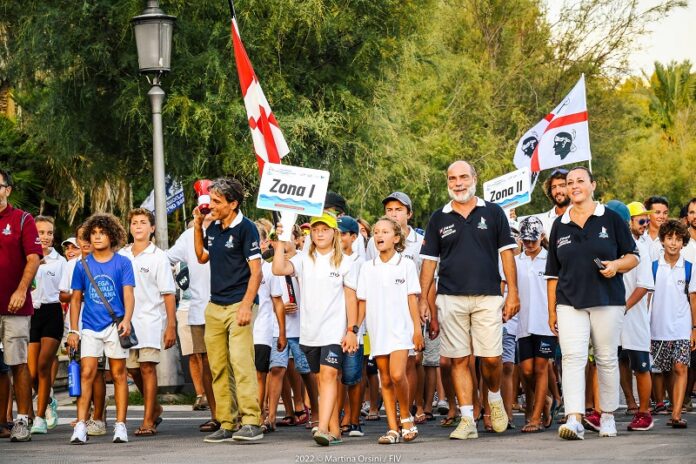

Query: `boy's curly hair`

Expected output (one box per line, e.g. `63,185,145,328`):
658,218,690,246
81,213,127,249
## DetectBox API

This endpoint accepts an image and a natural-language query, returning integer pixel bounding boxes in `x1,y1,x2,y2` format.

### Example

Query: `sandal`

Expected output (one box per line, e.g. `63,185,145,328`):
625,406,639,416
521,422,544,433
276,415,296,427
366,413,381,421
667,418,688,428
482,414,494,433
424,412,435,421
306,420,319,432
340,423,351,434
154,415,163,429
378,429,400,444
543,397,556,428
199,419,221,433
262,420,276,433
439,416,460,427
414,413,428,425
134,427,157,437
294,407,310,425
314,431,342,446
400,416,418,442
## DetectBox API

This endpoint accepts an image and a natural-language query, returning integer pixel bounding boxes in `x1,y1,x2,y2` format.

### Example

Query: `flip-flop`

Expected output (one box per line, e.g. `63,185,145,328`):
414,413,428,425
134,427,157,437
276,416,296,427
199,419,220,432
366,413,381,421
294,408,310,425
670,418,688,429
424,412,435,421
521,422,544,433
440,416,460,427
154,416,163,429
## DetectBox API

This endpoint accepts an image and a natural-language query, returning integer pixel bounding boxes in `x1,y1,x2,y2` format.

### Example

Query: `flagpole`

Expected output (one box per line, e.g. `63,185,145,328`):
227,0,237,19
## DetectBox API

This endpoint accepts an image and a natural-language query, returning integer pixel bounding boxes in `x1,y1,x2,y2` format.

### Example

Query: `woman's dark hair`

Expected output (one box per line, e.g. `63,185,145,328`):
81,213,127,249
567,166,594,182
658,218,689,246
209,177,245,212
644,195,669,211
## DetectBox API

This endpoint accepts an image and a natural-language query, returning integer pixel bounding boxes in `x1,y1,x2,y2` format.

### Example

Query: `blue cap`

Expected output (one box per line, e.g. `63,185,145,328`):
337,216,359,235
606,200,630,224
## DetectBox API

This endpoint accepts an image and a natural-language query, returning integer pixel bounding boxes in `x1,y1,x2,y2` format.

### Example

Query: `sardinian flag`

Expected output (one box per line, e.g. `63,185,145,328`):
231,16,290,173
513,114,553,170
530,75,591,172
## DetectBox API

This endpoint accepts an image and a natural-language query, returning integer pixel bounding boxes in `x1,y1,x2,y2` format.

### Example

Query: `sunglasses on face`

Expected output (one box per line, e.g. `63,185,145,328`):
637,218,650,226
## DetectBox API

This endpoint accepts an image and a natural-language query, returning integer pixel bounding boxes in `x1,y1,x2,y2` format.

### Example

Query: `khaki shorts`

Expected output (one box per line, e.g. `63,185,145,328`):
190,324,207,355
0,315,30,366
176,310,194,356
437,294,504,358
127,347,161,369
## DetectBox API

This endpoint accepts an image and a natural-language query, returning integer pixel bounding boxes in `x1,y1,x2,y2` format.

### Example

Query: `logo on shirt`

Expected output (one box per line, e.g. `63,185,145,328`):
477,217,488,230
598,227,609,239
439,224,456,238
139,267,150,274
207,237,215,247
329,271,340,278
324,350,339,365
88,274,117,305
2,224,10,236
225,236,235,249
557,234,572,249
677,279,686,286
47,271,56,277
395,278,406,285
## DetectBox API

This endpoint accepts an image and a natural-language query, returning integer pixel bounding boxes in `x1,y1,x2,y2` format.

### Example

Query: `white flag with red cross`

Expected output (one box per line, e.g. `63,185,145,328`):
231,17,290,173
529,75,591,172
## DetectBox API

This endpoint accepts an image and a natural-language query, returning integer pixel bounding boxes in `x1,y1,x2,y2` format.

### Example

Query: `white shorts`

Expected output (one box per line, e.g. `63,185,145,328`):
81,324,129,359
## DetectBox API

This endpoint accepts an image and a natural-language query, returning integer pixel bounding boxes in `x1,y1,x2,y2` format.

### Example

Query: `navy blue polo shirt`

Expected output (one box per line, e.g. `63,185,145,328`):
545,203,638,309
420,198,517,296
204,212,261,305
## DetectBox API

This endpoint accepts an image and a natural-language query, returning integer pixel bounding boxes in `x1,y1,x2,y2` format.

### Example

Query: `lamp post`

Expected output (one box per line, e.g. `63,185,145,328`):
132,0,175,249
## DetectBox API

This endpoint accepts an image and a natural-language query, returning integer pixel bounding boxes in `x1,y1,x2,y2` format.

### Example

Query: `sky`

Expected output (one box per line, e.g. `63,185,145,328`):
545,0,696,75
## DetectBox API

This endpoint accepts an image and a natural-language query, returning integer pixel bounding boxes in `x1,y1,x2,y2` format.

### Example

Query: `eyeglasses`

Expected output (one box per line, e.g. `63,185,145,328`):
637,218,650,226
550,168,569,176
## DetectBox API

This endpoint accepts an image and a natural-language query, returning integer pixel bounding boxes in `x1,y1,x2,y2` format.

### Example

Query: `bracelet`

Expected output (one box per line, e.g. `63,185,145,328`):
68,330,80,337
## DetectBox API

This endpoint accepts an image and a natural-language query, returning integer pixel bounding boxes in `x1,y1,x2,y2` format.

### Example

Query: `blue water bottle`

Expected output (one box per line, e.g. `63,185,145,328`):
68,350,81,397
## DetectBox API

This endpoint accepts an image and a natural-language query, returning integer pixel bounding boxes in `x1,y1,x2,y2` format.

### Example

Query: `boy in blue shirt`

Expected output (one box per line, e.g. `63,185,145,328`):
66,213,135,444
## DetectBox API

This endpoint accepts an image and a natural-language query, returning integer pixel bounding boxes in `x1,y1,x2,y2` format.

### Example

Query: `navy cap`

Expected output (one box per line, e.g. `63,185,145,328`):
606,200,630,224
337,216,359,235
325,191,347,213
382,192,413,211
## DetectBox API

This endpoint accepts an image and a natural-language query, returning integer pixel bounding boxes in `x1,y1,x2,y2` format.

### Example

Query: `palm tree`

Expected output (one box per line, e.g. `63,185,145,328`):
646,60,695,130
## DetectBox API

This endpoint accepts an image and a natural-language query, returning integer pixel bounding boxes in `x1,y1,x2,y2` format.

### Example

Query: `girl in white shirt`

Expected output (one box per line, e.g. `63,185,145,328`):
515,216,557,433
29,216,67,433
356,217,423,444
272,212,359,447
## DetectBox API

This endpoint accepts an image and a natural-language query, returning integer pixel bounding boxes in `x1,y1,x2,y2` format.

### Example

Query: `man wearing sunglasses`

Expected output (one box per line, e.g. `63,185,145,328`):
627,202,652,243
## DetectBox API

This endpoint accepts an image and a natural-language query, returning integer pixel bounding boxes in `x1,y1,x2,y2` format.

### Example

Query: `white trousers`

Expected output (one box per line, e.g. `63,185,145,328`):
556,304,624,415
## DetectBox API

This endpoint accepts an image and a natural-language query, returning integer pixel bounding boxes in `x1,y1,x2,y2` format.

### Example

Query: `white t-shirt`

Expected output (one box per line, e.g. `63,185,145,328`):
681,236,696,264
272,272,301,338
32,248,67,307
290,251,356,346
120,243,176,350
254,261,283,347
167,228,211,325
621,238,654,351
60,257,81,330
357,252,420,357
366,226,424,273
650,255,696,341
515,249,553,338
643,231,663,261
499,259,519,337
344,252,365,343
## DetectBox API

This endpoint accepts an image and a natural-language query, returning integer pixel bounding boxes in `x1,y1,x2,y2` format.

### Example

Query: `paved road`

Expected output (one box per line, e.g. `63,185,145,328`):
2,405,695,464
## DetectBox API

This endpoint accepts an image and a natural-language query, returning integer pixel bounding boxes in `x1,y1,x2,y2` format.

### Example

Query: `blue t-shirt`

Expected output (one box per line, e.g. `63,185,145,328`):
71,253,136,332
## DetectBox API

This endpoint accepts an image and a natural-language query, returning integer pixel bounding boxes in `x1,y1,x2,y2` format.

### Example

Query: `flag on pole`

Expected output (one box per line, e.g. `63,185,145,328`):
529,75,590,172
231,16,290,173
141,176,185,215
512,113,553,170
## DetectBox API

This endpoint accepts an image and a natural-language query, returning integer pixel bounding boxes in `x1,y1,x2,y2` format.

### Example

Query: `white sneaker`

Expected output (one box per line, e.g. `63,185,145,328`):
488,397,509,433
70,421,88,445
30,416,48,434
558,415,585,440
86,419,107,436
113,422,128,443
46,397,58,430
599,413,617,437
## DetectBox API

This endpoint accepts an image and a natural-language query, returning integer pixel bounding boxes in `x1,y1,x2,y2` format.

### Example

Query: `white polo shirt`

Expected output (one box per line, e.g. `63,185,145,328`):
344,252,366,343
621,238,654,351
273,272,301,338
290,251,356,346
515,249,553,338
367,226,424,273
167,228,211,325
643,231,663,261
254,261,283,347
32,248,67,308
357,252,420,357
120,243,176,350
650,255,696,341
681,236,696,264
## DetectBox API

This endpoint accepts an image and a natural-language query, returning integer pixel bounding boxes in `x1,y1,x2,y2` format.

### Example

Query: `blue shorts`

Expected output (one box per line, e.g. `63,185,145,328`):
341,345,364,386
269,337,311,374
618,347,651,373
502,328,516,364
0,349,9,374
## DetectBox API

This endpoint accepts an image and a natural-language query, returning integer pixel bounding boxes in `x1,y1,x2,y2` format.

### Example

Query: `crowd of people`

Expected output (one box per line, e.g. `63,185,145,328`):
0,162,694,447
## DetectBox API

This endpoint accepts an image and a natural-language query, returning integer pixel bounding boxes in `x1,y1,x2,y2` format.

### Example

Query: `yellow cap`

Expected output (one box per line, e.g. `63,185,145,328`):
310,211,338,229
627,201,651,217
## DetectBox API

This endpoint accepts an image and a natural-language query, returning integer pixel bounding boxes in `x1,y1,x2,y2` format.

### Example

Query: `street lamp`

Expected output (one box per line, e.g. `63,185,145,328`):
132,0,176,249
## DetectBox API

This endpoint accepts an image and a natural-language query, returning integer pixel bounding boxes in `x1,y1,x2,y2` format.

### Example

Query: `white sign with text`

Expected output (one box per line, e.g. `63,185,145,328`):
256,163,330,218
483,168,531,210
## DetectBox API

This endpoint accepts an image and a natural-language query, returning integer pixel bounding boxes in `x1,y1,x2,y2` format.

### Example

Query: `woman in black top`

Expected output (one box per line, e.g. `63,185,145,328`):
545,166,638,441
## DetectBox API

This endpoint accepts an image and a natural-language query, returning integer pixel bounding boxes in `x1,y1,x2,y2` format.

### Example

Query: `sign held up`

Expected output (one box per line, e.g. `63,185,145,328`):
256,164,330,217
483,168,532,210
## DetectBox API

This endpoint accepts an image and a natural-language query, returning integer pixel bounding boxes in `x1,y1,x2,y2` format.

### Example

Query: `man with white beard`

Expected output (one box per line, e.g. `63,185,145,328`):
419,160,520,440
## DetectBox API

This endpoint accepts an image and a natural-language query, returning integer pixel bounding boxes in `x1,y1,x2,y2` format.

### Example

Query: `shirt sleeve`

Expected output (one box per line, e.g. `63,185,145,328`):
545,219,560,280
366,237,377,261
71,261,85,291
120,255,136,288
405,259,421,295
289,254,303,279
167,231,189,264
343,260,360,291
156,252,177,295
20,213,43,258
494,204,517,252
689,262,696,294
270,272,284,298
356,262,368,301
636,242,654,291
614,214,639,258
243,222,262,261
420,212,441,261
59,259,73,293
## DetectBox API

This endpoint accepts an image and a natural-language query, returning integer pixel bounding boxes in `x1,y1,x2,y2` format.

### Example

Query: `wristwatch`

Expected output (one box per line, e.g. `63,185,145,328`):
348,325,359,334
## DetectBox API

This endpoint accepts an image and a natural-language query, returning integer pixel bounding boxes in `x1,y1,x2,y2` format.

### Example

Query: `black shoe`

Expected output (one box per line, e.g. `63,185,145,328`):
204,428,234,443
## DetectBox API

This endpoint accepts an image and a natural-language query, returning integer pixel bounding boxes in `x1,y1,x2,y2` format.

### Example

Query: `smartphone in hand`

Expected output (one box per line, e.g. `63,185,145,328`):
593,258,606,270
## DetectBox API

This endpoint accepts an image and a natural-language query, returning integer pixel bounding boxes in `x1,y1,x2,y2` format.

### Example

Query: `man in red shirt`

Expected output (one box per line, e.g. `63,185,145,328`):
0,169,42,442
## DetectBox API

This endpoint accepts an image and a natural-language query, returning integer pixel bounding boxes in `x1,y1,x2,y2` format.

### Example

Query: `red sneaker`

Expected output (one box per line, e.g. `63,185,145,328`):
582,410,601,432
627,412,654,431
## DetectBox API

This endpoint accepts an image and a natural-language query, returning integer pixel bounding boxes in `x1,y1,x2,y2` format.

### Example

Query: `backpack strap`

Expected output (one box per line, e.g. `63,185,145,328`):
651,260,659,282
685,260,692,286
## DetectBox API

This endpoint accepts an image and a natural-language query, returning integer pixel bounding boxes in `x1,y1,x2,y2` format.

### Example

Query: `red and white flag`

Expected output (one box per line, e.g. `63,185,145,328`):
231,17,290,173
529,75,590,172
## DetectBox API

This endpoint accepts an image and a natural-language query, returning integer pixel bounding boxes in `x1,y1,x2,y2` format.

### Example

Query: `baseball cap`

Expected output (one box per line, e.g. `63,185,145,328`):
519,216,544,241
606,200,630,223
337,216,359,235
61,237,78,247
627,201,652,217
382,192,413,211
310,211,338,229
324,192,347,214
